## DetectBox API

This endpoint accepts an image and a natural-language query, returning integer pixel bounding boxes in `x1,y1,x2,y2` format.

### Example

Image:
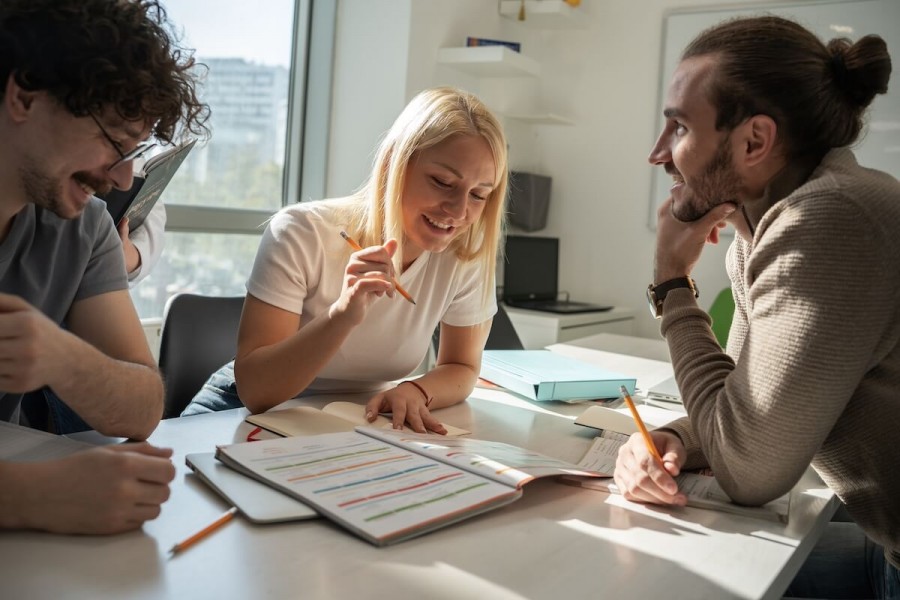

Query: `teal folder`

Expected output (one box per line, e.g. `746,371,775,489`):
480,350,637,402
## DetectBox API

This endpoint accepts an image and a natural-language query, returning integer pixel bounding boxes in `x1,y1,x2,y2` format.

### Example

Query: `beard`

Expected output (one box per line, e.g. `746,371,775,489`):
671,137,741,222
18,156,109,220
19,161,63,216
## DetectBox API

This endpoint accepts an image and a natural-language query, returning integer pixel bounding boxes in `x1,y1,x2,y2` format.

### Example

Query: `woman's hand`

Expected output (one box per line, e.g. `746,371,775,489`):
329,239,398,325
365,381,447,435
117,217,141,275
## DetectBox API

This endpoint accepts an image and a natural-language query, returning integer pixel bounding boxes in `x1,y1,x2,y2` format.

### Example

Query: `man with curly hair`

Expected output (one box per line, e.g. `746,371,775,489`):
0,0,208,534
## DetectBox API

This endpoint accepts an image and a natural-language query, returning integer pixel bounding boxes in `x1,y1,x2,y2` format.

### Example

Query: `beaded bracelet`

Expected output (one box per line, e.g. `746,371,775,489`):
402,379,433,407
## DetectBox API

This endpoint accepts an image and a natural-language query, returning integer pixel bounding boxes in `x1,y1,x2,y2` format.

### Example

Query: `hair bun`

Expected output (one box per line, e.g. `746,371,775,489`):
827,36,891,108
829,47,849,90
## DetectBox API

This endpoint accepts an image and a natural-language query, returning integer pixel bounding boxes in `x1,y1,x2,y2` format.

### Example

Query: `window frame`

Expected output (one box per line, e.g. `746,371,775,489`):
164,0,336,234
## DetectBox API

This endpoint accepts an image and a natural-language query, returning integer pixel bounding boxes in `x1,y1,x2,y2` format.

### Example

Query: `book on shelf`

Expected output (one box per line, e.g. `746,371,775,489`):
479,350,636,402
245,401,470,437
214,426,608,546
563,411,791,523
465,36,521,52
99,138,196,232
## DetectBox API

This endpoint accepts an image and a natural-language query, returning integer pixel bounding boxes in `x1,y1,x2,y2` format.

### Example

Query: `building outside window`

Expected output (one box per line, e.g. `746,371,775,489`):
130,0,332,318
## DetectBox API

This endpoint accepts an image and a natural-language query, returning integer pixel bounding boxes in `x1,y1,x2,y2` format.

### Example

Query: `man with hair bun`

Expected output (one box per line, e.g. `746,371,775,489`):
613,15,899,598
0,0,208,534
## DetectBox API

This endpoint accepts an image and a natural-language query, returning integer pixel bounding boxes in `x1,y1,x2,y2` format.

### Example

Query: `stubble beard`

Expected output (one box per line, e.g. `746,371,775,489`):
18,156,109,220
19,159,64,217
673,138,742,222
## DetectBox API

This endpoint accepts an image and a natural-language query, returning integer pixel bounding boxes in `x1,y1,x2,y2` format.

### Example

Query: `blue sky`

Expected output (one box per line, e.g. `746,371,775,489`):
163,0,295,67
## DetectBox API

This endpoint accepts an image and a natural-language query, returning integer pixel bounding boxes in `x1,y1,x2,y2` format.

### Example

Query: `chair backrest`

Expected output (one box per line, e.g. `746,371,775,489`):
431,303,524,355
708,287,735,348
486,304,524,350
158,293,244,418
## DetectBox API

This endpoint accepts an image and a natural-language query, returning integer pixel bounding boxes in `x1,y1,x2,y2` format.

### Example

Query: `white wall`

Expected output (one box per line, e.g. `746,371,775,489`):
328,0,412,194
326,0,786,338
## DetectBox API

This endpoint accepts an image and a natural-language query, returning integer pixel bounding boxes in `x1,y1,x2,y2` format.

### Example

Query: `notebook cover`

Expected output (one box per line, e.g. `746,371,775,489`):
186,452,318,523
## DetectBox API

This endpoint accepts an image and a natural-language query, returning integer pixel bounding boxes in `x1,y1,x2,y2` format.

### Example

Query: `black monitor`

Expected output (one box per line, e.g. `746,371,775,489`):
502,235,559,302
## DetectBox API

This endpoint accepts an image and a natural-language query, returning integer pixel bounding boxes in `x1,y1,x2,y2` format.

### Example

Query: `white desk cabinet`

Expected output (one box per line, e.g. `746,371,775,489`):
503,305,635,349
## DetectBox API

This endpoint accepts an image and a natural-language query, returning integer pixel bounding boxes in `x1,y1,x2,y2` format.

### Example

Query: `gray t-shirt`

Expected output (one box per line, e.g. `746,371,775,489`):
0,198,127,422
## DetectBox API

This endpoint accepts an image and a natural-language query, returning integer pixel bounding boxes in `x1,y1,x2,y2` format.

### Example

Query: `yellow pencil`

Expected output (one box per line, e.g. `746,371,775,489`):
169,506,238,555
619,385,665,466
339,231,416,305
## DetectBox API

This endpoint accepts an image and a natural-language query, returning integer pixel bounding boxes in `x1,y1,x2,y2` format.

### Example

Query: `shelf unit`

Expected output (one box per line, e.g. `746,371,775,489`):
437,47,572,125
437,46,539,77
499,0,582,28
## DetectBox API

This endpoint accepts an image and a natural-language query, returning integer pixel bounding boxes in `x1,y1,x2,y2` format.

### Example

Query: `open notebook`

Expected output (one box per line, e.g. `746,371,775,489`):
215,426,608,546
567,405,790,522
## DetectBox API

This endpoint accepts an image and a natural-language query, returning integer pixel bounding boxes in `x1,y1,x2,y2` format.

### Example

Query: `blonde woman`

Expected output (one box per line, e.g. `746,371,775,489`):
183,87,508,434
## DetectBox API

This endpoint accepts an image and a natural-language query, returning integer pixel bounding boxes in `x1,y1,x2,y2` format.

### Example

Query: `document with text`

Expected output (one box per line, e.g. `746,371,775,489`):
565,432,791,523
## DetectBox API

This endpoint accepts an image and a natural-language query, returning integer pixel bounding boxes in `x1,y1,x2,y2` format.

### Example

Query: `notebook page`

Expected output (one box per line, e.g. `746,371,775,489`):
216,431,518,545
0,421,90,462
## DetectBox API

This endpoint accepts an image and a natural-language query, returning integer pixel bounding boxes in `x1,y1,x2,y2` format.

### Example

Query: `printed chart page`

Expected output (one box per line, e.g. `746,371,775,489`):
216,431,520,545
362,426,606,488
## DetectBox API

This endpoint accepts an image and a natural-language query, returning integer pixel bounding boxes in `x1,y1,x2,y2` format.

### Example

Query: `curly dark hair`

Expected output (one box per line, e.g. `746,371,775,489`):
0,0,209,144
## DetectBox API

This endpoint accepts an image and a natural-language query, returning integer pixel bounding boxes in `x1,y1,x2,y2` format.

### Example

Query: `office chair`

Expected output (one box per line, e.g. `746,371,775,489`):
157,293,245,418
708,287,735,349
485,303,525,350
431,303,524,355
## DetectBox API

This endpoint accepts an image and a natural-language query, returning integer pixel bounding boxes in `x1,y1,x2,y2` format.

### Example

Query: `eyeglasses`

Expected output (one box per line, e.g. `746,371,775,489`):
88,112,157,171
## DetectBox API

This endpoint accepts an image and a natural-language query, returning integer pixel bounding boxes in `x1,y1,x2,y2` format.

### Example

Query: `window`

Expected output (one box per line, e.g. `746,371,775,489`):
132,232,261,314
131,0,334,318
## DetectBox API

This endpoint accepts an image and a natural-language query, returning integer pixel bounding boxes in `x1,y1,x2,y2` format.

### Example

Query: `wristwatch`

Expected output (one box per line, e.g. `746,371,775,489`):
646,276,698,318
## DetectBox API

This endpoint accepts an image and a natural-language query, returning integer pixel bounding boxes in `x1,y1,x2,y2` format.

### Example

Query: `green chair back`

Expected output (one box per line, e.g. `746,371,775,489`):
708,287,735,348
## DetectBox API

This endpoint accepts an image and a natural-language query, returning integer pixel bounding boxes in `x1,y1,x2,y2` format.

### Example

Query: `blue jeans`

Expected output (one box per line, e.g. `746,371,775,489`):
785,521,900,599
181,360,245,416
20,388,92,434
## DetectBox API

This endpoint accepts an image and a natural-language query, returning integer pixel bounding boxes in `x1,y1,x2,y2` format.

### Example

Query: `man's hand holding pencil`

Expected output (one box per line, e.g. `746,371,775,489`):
613,386,688,506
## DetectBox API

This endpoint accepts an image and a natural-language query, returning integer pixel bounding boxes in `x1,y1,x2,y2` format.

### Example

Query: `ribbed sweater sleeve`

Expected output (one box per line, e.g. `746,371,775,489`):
656,150,900,565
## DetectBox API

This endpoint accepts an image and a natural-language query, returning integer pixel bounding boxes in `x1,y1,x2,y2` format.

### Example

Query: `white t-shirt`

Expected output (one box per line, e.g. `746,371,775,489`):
127,201,165,285
247,200,496,395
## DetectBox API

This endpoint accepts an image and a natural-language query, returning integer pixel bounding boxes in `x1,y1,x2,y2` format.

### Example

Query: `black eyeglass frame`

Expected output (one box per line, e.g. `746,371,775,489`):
88,112,157,171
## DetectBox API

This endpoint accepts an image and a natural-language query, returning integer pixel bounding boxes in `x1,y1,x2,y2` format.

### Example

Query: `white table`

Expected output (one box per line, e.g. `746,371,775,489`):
0,340,837,599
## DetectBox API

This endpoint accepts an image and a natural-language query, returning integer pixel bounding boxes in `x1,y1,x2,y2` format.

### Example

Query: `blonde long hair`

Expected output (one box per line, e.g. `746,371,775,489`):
340,86,509,308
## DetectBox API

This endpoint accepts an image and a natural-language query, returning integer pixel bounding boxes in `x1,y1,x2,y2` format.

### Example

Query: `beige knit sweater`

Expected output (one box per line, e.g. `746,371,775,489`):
660,148,900,569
